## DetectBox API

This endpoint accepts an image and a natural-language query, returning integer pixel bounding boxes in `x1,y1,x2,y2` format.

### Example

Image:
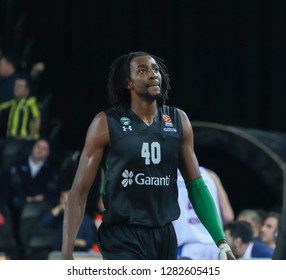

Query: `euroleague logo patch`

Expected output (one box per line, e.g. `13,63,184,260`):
162,114,171,123
162,114,177,132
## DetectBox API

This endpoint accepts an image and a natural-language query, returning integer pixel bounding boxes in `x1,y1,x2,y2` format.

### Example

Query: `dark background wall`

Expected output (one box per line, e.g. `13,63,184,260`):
1,0,286,214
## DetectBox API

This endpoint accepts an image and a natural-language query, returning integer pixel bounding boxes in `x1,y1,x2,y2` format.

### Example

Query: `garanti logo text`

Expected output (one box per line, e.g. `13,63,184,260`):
121,169,170,187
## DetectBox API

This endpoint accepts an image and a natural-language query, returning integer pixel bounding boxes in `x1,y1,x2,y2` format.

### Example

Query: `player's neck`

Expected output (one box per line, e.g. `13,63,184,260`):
131,101,157,125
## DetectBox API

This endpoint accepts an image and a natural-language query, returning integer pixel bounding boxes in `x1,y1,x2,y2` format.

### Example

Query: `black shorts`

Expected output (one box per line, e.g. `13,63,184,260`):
97,222,178,260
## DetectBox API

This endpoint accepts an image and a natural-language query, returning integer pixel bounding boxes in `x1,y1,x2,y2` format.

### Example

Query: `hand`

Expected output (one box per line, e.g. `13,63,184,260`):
51,203,65,216
26,194,44,202
218,243,236,260
31,62,45,78
74,238,87,248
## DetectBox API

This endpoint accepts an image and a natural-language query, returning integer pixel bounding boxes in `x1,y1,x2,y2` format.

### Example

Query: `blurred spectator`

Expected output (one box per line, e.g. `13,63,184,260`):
0,54,18,103
0,168,18,259
9,139,59,206
260,211,280,249
0,72,41,141
29,61,46,99
173,166,234,259
224,221,274,259
237,209,265,241
0,168,7,224
0,168,8,207
30,62,45,80
0,54,18,139
40,189,95,252
272,207,286,259
6,139,59,245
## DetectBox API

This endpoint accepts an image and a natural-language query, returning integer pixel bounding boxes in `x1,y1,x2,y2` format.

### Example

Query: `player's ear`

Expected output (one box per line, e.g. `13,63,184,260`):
126,80,133,90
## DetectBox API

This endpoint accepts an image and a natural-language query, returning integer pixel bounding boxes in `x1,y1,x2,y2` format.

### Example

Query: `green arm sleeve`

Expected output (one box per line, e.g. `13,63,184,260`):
185,176,226,245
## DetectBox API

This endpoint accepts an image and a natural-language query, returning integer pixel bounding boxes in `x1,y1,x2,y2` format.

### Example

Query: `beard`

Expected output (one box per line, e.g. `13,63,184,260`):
137,91,163,103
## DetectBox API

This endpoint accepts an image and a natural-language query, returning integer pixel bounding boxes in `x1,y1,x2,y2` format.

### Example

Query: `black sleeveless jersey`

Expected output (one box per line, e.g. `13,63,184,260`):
102,105,183,227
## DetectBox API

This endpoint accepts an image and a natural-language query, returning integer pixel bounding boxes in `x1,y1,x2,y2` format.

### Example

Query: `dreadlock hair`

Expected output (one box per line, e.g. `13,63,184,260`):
108,51,171,109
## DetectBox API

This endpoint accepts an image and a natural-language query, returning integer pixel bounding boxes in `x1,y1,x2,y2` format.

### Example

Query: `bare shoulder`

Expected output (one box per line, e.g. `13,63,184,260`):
85,111,109,148
176,108,193,137
177,108,191,125
176,108,188,118
87,111,107,133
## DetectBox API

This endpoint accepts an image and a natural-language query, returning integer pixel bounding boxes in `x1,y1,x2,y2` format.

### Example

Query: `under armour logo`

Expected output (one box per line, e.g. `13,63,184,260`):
122,125,132,131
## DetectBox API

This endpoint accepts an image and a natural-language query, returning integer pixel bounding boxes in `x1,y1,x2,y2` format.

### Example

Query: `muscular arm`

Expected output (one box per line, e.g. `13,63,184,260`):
177,110,232,252
177,109,200,179
61,112,109,259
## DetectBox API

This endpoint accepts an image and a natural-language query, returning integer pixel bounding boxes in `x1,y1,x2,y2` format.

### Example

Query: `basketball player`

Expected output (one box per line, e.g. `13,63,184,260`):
61,51,235,260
